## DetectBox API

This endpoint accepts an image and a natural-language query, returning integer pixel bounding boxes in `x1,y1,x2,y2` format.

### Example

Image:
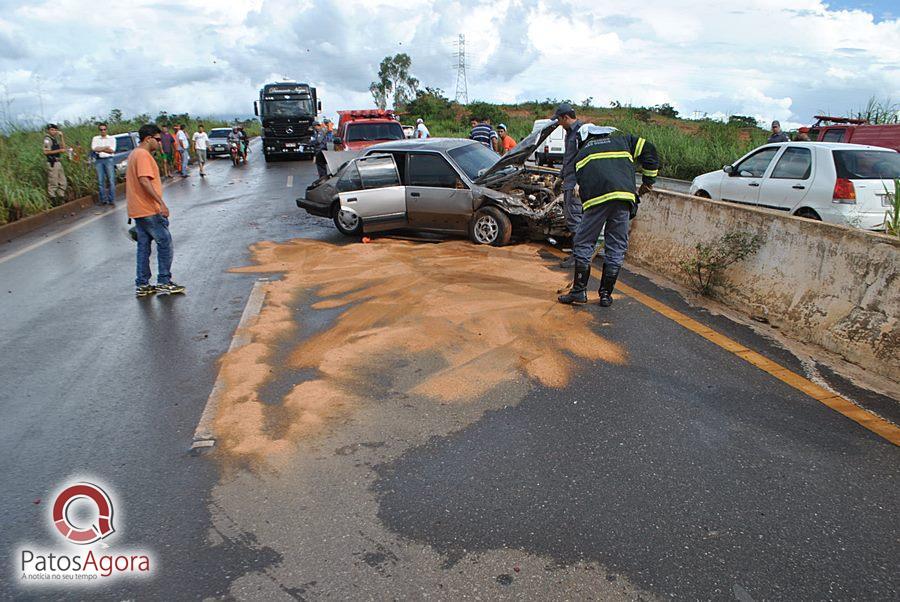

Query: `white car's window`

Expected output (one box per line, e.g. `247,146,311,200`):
115,136,134,153
833,150,900,180
408,153,462,188
336,162,362,192
735,148,779,177
770,148,812,180
358,156,400,189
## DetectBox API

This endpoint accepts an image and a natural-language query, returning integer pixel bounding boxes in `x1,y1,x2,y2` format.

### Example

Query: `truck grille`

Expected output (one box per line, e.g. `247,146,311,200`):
269,125,311,138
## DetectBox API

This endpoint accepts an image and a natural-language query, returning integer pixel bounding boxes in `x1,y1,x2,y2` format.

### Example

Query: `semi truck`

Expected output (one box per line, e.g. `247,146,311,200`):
254,82,321,162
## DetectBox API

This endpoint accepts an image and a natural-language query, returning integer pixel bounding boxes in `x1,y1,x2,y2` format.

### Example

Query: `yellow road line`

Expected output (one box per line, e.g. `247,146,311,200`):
548,248,899,446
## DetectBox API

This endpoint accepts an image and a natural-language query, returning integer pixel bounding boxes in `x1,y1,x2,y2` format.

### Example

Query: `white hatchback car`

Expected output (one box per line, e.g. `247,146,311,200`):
690,142,899,230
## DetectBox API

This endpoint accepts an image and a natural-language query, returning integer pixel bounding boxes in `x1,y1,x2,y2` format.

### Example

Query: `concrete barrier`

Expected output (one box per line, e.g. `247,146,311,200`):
628,190,900,382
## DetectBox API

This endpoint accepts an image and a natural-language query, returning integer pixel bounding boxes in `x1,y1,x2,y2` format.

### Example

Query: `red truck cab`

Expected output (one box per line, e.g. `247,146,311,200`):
807,115,900,151
335,109,405,151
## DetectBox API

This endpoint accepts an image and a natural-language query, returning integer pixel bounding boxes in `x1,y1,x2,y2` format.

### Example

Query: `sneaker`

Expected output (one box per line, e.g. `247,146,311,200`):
155,282,186,295
135,284,157,297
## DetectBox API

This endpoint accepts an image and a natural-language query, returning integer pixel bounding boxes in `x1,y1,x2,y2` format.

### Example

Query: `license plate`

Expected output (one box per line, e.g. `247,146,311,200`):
284,143,297,148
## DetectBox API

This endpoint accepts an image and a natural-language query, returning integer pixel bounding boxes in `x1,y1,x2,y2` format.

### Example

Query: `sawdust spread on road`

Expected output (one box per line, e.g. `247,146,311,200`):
213,238,627,465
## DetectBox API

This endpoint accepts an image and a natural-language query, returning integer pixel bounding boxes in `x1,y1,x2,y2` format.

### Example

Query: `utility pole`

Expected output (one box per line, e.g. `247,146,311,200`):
34,74,46,123
452,34,468,105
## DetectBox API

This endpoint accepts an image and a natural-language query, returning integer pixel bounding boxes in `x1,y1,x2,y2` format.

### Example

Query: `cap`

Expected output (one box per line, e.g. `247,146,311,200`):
498,123,507,130
772,120,781,127
553,102,574,119
47,123,59,130
323,118,331,123
416,118,423,124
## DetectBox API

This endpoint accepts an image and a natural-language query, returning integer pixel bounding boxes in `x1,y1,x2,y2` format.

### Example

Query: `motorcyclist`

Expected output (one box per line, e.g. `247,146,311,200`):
227,127,243,161
238,126,249,161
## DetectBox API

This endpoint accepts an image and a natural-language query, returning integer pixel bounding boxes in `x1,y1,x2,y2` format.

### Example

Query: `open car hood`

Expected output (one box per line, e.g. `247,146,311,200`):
321,150,365,177
473,119,559,184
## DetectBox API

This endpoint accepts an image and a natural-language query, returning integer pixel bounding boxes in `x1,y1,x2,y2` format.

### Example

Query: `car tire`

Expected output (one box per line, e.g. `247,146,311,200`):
470,206,512,246
794,208,821,221
332,203,363,236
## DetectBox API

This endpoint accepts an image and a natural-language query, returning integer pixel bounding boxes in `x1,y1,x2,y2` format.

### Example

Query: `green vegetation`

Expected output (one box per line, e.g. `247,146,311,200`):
884,179,900,238
402,90,770,181
0,111,258,224
678,231,764,296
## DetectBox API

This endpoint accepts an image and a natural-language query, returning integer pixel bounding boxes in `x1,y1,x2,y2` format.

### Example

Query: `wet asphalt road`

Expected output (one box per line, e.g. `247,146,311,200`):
1,143,897,600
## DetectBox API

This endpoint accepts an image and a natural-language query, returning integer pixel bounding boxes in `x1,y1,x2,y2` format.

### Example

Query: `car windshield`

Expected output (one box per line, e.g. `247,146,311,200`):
833,150,900,179
263,99,314,118
209,129,230,138
448,143,502,180
345,123,404,142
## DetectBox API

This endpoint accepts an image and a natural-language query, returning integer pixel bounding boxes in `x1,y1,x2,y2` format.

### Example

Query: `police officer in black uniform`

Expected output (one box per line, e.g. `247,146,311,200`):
558,124,659,307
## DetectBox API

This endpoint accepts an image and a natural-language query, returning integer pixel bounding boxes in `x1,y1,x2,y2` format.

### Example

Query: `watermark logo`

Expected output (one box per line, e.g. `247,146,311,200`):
52,482,115,545
17,477,154,587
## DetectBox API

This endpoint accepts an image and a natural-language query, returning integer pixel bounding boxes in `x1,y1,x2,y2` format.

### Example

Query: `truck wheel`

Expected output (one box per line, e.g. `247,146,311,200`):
469,206,512,246
333,203,363,236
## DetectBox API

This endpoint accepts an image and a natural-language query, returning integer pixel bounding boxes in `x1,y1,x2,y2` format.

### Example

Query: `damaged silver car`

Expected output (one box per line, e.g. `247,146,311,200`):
296,121,567,245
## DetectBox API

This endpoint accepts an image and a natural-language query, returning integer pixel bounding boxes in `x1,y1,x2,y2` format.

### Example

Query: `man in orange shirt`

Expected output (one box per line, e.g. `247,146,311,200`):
497,124,516,155
126,124,186,297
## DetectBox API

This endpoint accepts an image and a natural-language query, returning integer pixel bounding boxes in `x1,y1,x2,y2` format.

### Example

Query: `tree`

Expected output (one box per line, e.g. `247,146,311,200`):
728,115,758,128
369,53,419,110
108,108,123,123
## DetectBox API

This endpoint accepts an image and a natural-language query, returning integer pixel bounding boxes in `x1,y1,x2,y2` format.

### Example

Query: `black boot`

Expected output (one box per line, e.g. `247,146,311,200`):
598,264,619,307
558,263,591,305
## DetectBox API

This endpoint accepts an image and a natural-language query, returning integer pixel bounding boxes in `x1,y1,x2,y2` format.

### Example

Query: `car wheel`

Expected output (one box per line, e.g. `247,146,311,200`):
333,203,363,236
794,208,821,221
470,206,512,246
695,190,711,199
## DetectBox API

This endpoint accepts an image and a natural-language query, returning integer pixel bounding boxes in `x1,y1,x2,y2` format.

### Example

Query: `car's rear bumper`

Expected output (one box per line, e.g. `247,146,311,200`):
816,206,887,230
296,197,332,217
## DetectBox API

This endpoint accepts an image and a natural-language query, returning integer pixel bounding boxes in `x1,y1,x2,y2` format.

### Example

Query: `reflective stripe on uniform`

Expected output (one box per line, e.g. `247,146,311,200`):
634,137,646,159
582,190,636,210
575,151,633,171
640,168,659,177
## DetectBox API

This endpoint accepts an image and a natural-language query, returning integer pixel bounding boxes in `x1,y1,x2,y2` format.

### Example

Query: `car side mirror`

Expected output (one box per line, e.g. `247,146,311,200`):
318,101,322,111
253,101,259,117
333,137,342,146
723,165,734,175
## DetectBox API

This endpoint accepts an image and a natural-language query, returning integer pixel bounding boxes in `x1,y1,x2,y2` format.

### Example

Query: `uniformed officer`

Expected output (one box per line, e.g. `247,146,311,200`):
558,124,659,307
43,124,68,204
553,103,583,268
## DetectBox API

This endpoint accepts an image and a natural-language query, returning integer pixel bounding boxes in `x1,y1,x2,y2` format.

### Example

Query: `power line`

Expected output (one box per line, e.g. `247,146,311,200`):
452,34,468,105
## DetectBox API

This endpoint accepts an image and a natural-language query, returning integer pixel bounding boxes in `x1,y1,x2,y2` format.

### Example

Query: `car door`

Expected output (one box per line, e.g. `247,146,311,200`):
720,146,780,206
405,152,473,232
338,155,407,233
758,146,814,212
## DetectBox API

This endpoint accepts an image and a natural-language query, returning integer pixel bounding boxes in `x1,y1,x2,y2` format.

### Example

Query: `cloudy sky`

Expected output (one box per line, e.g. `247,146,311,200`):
0,0,898,129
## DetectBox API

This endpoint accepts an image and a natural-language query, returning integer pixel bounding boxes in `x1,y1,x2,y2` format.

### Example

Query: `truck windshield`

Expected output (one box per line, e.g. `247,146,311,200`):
447,143,501,180
264,99,313,117
833,150,900,179
345,123,404,142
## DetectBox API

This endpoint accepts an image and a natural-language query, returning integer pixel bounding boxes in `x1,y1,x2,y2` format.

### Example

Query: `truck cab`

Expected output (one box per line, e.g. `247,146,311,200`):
334,110,405,152
255,82,322,162
807,115,900,152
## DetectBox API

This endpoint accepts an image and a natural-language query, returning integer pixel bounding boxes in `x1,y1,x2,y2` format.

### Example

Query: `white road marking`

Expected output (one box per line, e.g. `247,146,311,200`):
190,278,268,451
286,175,294,188
0,204,127,265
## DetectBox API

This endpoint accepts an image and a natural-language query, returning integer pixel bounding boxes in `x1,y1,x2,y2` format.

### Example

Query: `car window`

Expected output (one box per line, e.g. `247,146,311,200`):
447,143,498,180
770,148,812,180
408,154,461,188
822,129,846,142
735,147,779,177
336,162,362,192
209,129,229,139
833,150,900,180
345,122,404,142
115,136,134,153
358,156,400,189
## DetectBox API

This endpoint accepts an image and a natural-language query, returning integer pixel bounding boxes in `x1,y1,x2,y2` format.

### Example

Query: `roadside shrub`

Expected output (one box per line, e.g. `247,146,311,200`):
678,231,764,296
404,88,456,122
465,101,509,127
884,179,900,238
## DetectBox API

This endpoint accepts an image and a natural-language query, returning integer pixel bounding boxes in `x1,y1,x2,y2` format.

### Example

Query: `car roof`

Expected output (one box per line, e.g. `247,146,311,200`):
762,141,897,152
366,138,477,152
210,127,231,131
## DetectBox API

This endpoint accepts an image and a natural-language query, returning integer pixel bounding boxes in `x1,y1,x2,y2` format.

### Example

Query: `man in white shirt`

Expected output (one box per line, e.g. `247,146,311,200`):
192,124,210,177
91,123,117,205
415,118,430,139
176,124,190,177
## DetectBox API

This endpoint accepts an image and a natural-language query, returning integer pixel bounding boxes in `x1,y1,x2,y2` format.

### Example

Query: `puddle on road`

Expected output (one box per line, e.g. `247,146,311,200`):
214,238,627,465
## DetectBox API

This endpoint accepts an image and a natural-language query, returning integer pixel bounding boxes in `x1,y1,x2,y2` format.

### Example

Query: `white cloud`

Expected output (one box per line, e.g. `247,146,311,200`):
0,0,897,128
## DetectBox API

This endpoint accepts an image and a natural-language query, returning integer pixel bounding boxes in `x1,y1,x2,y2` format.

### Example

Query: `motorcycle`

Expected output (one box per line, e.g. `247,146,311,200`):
229,141,244,166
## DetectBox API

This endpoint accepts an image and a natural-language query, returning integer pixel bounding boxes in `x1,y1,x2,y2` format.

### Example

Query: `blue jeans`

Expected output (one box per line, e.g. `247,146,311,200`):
134,214,174,286
180,149,190,175
573,200,631,268
94,157,116,204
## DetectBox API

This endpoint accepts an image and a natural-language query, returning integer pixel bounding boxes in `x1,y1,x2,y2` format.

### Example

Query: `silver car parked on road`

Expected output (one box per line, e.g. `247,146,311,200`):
297,122,567,246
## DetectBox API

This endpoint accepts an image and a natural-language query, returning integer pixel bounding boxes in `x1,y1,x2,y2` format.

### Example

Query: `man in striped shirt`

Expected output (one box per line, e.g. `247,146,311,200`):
469,118,499,152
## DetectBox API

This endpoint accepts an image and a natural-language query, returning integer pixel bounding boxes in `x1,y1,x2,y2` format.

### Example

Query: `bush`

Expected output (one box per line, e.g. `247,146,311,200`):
466,101,509,127
678,231,764,295
403,88,456,122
